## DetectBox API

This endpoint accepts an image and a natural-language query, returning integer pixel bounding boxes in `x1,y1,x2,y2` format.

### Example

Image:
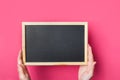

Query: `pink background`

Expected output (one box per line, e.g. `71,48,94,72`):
0,0,120,80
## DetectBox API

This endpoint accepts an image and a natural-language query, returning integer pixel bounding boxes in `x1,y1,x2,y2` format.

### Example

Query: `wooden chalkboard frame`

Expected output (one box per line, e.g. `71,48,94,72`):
22,22,88,65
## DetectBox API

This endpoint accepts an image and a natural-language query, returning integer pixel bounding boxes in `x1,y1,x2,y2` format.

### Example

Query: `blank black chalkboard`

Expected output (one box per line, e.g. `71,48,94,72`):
22,22,88,65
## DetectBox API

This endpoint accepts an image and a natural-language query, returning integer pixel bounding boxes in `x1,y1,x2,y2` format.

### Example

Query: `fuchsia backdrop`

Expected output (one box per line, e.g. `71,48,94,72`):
0,0,120,80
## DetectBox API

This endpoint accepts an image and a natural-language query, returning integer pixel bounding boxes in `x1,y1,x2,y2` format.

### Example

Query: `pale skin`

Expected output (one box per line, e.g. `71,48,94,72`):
18,45,96,80
78,45,96,80
18,50,31,80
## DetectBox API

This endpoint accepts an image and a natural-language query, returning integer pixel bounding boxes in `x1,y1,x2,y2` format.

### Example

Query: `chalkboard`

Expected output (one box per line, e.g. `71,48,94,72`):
22,22,88,65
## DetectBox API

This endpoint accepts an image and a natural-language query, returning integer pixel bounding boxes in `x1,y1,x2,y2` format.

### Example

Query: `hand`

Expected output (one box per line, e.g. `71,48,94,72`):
17,50,31,80
78,45,96,80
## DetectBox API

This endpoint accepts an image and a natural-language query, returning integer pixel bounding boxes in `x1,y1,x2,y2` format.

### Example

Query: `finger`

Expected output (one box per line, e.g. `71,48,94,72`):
20,64,29,74
18,63,30,76
17,50,25,79
86,65,95,79
17,50,28,72
18,50,23,65
18,64,25,76
93,62,96,65
88,61,96,71
88,61,96,74
88,45,94,62
78,66,86,74
18,64,31,80
18,64,30,80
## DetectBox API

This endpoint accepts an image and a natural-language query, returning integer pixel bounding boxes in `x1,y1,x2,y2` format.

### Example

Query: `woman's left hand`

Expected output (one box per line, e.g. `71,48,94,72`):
17,50,31,80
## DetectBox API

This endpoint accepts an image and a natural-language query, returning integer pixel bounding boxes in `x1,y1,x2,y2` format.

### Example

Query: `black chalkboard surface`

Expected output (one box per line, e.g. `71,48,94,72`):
22,22,88,65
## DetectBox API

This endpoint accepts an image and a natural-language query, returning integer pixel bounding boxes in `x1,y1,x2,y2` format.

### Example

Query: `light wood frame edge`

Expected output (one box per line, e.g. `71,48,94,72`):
22,22,88,66
22,23,26,64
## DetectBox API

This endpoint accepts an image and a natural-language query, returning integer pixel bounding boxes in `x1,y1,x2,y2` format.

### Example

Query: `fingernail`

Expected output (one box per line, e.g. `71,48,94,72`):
94,62,96,65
